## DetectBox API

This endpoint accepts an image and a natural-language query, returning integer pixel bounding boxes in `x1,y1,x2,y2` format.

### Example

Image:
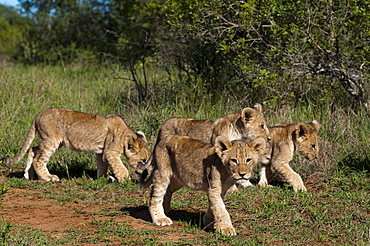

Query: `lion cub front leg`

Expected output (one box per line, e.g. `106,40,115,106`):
205,187,236,236
95,154,109,178
272,161,306,192
149,174,173,226
103,151,130,182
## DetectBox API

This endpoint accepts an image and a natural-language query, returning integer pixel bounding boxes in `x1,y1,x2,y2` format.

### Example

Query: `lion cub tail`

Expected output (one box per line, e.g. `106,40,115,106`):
1,120,36,165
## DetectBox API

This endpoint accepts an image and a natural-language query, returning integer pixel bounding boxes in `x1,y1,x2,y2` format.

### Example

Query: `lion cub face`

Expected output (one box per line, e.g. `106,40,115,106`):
125,131,151,172
294,120,320,160
215,136,266,182
242,105,271,143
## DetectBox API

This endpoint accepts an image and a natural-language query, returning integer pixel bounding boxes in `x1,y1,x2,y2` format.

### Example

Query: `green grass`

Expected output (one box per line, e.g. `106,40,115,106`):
0,64,369,245
0,175,369,245
0,219,51,246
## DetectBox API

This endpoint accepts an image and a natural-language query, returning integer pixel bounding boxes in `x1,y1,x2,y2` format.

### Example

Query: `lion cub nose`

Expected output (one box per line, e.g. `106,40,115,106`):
239,172,247,178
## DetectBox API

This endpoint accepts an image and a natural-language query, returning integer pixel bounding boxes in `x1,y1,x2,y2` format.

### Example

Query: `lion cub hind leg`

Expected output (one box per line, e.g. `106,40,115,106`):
32,144,60,182
95,154,109,178
24,146,39,180
153,216,173,226
203,206,215,230
216,226,237,236
163,183,182,215
258,163,273,188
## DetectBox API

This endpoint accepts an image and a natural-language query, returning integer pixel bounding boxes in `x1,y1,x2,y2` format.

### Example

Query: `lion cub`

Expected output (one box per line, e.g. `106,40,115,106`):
142,135,266,236
257,120,320,191
137,104,271,174
157,103,270,145
1,108,150,182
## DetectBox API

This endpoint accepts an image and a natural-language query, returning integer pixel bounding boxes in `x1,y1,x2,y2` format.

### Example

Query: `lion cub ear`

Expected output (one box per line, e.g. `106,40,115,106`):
125,133,140,150
136,131,147,142
295,123,309,140
249,137,266,156
253,103,263,113
214,136,232,157
241,108,257,124
311,120,320,130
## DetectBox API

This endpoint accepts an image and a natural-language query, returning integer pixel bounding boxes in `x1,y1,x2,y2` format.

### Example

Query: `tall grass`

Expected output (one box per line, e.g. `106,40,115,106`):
1,63,369,178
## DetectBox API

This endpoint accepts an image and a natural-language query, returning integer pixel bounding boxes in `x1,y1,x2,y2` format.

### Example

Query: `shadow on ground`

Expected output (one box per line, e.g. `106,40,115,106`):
122,205,202,228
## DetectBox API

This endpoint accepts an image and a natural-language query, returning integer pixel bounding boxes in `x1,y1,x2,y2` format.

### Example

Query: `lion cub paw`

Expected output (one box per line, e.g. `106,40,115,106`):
41,175,60,182
227,185,239,194
153,217,173,226
216,226,236,236
293,185,307,192
258,182,272,188
236,179,254,188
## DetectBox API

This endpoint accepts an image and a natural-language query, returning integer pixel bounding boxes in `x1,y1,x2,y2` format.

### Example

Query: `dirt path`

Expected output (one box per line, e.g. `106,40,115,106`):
0,187,203,244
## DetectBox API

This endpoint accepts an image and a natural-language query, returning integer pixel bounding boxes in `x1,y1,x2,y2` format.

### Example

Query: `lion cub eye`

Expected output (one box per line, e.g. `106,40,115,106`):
127,145,137,153
312,144,316,150
230,159,238,164
245,158,252,164
261,125,265,131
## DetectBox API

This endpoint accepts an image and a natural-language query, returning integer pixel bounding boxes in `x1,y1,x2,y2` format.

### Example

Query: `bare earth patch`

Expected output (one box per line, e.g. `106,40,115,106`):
0,185,205,245
1,169,367,245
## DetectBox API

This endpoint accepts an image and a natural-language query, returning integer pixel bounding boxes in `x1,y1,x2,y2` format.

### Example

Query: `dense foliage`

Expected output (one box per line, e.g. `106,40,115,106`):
0,5,30,61
164,0,370,107
1,0,370,109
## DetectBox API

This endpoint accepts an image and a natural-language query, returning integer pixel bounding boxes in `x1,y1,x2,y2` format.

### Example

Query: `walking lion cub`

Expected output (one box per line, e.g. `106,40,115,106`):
137,104,271,174
257,120,320,191
141,135,266,236
1,108,150,182
156,103,270,145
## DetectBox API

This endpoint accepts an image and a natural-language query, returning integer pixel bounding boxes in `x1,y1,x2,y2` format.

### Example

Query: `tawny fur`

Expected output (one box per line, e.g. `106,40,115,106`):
161,104,270,144
1,108,150,182
143,135,266,236
257,120,320,191
137,104,271,173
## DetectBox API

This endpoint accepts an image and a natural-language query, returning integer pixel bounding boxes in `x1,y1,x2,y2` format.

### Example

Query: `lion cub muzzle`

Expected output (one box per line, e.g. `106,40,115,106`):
135,159,148,175
137,159,147,169
234,167,250,181
230,156,256,181
305,154,318,160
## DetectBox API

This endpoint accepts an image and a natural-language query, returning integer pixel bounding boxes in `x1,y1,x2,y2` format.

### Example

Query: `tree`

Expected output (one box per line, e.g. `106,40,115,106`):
0,5,28,61
105,0,167,104
164,0,370,109
261,0,370,111
17,0,117,64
